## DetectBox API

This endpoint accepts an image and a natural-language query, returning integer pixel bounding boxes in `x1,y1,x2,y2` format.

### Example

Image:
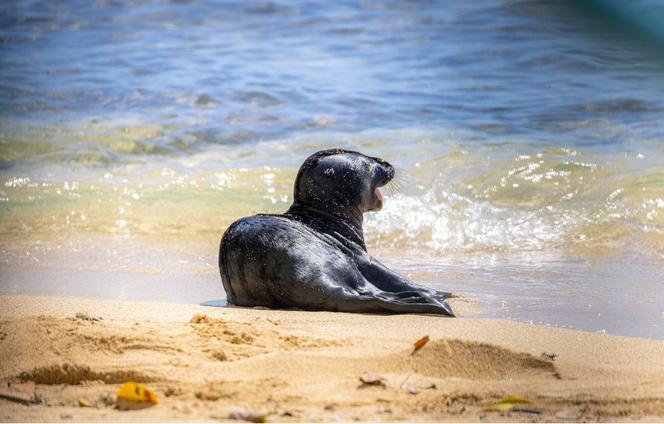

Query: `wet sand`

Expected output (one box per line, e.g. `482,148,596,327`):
1,295,663,422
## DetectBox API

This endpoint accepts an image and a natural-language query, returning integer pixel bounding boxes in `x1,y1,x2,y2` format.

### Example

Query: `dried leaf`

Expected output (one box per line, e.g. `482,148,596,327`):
229,411,267,423
359,373,386,388
411,336,430,355
75,311,102,322
555,408,577,419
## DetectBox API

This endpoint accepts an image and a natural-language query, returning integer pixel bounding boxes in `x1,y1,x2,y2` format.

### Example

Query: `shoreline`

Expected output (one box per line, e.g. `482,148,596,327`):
2,295,664,422
3,258,663,340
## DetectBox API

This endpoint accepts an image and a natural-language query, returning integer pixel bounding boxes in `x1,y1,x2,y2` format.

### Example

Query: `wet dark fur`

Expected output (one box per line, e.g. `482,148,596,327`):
219,149,454,315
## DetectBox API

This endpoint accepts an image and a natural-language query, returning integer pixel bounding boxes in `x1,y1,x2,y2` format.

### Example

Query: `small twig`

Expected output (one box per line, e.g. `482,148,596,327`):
0,392,41,405
399,373,411,389
512,406,543,414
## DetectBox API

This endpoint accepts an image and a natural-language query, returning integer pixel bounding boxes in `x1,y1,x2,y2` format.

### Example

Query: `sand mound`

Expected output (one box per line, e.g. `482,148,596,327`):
0,316,180,381
385,338,556,379
219,338,558,393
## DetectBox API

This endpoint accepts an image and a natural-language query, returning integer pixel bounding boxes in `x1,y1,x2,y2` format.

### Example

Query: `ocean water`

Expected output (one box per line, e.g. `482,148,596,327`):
1,0,663,338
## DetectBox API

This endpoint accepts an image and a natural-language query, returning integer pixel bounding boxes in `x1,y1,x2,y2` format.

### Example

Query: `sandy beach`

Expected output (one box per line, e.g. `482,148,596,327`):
1,295,663,422
3,1,664,422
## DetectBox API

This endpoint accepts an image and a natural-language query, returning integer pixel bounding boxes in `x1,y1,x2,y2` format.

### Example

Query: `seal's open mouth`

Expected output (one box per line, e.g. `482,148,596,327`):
374,186,384,205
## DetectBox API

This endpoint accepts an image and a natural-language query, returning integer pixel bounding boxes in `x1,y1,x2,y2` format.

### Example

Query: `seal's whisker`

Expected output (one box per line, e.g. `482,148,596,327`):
394,164,410,177
392,166,415,190
393,172,407,185
385,165,417,196
386,177,405,195
393,166,412,183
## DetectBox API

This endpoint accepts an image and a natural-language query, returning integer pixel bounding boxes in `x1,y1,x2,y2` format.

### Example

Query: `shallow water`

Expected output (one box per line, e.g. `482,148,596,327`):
1,0,663,338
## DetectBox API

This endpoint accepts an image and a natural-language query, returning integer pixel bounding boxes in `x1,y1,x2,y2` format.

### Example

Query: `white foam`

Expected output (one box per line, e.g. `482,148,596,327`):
365,190,571,252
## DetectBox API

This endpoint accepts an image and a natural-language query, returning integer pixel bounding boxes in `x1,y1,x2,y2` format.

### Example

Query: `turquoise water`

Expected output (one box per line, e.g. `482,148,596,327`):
1,1,663,338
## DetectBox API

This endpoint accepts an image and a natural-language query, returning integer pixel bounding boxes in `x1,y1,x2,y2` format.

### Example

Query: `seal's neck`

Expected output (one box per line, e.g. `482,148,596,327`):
285,202,366,251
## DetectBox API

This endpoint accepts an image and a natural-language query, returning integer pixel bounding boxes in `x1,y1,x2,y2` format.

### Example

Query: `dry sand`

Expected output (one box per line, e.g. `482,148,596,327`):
1,295,663,422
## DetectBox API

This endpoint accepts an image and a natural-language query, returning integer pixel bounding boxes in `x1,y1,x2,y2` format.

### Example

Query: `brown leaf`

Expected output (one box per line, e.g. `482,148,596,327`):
411,335,430,355
229,411,267,423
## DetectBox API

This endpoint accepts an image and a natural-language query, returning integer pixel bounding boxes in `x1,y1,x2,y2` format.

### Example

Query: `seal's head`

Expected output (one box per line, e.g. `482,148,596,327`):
292,149,394,219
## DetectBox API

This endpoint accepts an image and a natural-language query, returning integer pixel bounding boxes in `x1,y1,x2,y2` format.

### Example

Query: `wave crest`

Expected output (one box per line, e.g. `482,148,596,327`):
365,190,573,253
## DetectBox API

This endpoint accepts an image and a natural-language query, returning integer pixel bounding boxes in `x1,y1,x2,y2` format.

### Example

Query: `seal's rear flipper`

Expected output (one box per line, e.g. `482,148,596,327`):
332,292,455,317
376,291,455,316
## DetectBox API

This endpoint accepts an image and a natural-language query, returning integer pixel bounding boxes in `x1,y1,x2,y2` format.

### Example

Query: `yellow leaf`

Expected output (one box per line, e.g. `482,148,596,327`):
117,382,158,405
490,403,513,412
495,396,532,405
483,395,534,412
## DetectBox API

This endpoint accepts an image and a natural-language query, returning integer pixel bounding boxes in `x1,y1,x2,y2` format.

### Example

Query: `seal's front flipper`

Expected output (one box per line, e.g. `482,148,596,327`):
359,257,436,293
358,256,454,310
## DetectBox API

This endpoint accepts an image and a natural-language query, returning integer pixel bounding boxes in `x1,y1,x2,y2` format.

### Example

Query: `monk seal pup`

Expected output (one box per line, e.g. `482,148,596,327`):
219,148,454,316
